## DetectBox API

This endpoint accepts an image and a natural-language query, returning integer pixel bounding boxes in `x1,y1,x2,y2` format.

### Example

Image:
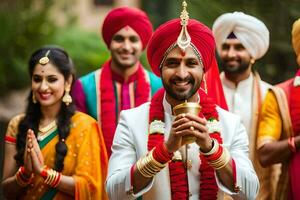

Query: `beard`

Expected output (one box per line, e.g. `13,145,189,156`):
221,58,250,74
162,75,200,101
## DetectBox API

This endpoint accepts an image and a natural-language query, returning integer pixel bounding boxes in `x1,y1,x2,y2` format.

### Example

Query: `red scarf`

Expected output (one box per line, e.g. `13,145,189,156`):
148,88,222,200
288,69,300,199
100,60,151,156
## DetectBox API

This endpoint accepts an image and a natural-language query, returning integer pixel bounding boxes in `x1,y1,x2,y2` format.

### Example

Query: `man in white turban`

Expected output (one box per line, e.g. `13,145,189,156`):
212,12,277,200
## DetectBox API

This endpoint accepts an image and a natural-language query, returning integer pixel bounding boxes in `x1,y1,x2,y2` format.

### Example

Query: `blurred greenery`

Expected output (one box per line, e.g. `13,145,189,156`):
1,0,300,96
143,0,300,84
52,26,110,78
0,0,57,95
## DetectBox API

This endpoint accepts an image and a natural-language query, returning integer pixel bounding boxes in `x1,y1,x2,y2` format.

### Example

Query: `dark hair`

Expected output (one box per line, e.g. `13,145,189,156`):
15,46,76,172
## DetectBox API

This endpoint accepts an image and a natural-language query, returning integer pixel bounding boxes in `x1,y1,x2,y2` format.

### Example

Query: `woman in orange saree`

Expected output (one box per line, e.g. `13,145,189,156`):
1,46,108,200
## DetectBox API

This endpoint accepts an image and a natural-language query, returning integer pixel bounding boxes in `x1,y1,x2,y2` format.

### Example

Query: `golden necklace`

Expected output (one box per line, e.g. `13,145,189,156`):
38,120,57,141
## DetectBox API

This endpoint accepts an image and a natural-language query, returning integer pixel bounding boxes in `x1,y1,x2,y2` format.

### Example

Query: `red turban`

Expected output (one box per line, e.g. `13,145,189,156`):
101,7,153,50
147,18,228,110
147,19,216,77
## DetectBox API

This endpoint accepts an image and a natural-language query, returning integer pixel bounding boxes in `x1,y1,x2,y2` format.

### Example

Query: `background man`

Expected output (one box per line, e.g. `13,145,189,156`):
212,12,274,199
106,4,259,199
257,18,300,200
72,7,162,156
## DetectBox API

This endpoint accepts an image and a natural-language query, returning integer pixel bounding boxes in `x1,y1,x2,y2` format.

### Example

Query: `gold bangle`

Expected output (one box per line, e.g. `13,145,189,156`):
209,147,231,170
136,149,167,178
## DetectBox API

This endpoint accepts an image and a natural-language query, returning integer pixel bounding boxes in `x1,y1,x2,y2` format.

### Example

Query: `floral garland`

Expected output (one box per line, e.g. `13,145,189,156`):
148,88,222,200
100,60,150,156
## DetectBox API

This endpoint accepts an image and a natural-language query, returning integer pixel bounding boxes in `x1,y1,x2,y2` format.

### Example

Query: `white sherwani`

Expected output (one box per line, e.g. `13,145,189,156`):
106,97,259,200
220,72,270,135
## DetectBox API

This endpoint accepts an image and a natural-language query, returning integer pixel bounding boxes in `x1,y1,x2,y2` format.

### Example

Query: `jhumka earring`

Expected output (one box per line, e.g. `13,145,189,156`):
32,93,37,104
62,86,72,106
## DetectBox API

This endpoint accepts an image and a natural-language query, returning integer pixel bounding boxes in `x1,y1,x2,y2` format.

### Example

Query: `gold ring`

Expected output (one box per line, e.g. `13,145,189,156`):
190,126,194,131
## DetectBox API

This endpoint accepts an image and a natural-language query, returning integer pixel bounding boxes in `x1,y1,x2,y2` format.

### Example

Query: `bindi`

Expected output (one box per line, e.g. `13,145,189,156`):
180,49,186,57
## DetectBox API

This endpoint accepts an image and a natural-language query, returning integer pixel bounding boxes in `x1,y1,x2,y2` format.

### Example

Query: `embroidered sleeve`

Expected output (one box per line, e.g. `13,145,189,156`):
5,114,25,144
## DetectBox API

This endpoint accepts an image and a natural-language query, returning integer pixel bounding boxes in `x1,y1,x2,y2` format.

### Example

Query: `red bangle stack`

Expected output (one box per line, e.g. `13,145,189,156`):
204,145,223,162
15,166,32,187
40,166,62,188
152,142,173,164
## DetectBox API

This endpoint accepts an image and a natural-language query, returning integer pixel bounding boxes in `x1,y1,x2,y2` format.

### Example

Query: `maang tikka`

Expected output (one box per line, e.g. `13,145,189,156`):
39,50,50,65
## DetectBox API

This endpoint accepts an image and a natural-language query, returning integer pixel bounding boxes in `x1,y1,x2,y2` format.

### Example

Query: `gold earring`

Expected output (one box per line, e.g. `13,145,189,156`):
62,86,72,106
32,93,37,104
250,58,255,65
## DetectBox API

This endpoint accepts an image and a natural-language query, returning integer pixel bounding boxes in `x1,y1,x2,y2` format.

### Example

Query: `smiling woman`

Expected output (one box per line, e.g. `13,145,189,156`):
1,46,108,200
32,61,68,109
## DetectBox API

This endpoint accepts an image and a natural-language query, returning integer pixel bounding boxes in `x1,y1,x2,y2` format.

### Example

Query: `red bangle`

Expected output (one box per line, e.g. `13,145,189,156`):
51,172,61,188
40,166,49,179
288,137,297,153
19,166,31,181
152,142,173,164
205,146,223,162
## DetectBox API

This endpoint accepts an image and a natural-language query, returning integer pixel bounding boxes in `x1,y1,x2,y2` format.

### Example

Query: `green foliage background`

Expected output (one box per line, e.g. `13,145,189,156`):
143,0,300,84
0,0,57,95
0,0,300,96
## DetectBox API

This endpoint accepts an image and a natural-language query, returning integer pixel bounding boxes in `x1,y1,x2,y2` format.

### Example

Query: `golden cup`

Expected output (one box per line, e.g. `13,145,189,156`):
173,101,201,144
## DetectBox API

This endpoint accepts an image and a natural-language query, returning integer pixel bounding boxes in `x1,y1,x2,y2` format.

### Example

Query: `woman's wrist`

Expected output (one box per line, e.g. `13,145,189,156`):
40,166,62,188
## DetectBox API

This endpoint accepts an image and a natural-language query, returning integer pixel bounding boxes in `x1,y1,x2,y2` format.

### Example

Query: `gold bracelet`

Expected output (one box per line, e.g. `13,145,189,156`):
136,149,167,178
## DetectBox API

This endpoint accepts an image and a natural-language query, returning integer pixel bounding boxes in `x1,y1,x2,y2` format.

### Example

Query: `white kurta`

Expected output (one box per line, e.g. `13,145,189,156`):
106,97,259,200
220,72,270,135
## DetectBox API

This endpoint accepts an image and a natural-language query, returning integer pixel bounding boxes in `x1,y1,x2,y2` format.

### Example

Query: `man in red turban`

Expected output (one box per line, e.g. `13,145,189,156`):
72,7,162,157
147,18,227,110
107,2,259,199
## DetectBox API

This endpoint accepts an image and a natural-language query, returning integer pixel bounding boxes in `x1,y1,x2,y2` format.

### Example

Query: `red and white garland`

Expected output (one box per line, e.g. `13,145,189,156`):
147,88,223,200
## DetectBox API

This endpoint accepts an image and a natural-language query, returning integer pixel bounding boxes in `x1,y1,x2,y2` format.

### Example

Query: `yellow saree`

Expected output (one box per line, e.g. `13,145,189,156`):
5,112,108,200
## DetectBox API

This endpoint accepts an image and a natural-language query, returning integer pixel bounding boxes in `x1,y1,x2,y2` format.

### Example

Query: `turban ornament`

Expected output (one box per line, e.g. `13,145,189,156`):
177,1,191,52
147,1,228,110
